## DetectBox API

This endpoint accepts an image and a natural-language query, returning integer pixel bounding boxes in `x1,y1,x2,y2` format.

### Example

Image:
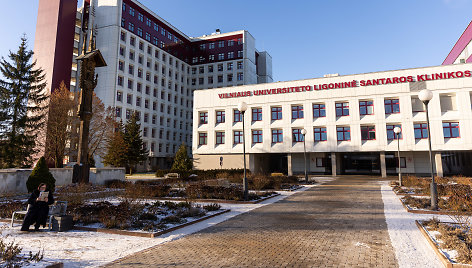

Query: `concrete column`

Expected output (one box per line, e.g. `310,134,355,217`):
435,152,444,177
380,152,387,178
331,152,337,176
249,154,256,174
287,154,293,176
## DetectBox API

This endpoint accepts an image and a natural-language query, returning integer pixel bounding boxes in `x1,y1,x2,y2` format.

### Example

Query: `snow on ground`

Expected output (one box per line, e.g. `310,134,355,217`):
1,182,323,268
381,181,449,268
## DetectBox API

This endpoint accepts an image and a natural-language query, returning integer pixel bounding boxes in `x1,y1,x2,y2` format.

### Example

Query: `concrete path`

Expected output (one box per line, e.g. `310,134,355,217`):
106,176,398,267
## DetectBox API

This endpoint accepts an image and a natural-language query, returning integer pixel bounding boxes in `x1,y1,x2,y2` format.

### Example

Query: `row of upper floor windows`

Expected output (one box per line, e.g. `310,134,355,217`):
115,108,192,128
197,121,460,146
198,39,243,50
122,4,182,44
119,45,186,73
191,62,243,74
192,73,244,86
117,75,194,98
116,91,193,109
191,51,243,63
198,94,469,125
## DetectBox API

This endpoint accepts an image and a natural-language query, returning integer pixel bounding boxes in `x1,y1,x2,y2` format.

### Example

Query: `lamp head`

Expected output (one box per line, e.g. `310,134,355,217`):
393,127,402,134
238,102,248,112
418,89,433,103
301,129,307,135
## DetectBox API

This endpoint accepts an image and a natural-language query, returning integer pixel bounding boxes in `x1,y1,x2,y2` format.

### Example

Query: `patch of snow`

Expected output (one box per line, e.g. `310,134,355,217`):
354,242,371,248
1,183,315,267
381,182,448,268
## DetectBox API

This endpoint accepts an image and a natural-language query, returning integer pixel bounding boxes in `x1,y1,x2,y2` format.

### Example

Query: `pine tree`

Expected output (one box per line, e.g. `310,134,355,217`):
171,143,192,171
26,156,56,193
0,36,48,168
103,121,128,168
123,112,147,174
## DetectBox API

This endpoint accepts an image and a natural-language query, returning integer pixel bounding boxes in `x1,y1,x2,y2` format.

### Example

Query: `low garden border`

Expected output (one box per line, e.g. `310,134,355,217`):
139,192,281,204
398,196,459,215
415,220,472,268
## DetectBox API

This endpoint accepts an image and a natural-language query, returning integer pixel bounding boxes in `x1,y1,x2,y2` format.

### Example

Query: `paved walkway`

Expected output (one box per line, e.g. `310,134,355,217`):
106,176,398,267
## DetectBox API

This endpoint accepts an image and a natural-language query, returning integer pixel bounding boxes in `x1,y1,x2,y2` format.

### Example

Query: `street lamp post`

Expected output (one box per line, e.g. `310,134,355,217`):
419,89,438,210
394,127,402,186
238,102,248,201
301,129,308,183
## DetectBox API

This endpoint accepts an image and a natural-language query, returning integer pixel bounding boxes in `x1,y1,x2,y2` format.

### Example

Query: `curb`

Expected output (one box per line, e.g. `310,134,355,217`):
415,220,472,268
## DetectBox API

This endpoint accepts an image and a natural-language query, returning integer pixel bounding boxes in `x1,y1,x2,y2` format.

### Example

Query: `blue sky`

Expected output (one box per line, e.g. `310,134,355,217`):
0,0,471,82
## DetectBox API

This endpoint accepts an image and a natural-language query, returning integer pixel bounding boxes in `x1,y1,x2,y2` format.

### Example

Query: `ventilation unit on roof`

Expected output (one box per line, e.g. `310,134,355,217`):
323,73,339,78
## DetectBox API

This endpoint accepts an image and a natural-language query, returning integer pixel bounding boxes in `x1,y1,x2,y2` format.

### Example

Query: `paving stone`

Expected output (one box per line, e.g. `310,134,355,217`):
105,176,398,267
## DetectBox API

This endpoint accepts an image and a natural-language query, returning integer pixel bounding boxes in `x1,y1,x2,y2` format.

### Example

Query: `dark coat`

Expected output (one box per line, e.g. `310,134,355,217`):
21,190,55,230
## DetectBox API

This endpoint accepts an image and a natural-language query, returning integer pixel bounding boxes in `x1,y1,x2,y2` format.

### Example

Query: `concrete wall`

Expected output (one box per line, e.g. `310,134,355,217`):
0,168,125,194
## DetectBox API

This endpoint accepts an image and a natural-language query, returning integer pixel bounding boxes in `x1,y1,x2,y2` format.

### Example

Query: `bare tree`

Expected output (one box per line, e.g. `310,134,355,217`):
45,81,76,168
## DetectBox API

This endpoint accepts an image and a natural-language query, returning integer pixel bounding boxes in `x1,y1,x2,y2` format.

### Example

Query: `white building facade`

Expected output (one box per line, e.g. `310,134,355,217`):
193,63,472,177
48,0,272,169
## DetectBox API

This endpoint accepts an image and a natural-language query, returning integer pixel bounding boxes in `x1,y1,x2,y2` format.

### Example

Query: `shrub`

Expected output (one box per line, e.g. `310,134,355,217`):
26,156,56,193
0,201,24,219
138,213,157,221
0,235,43,266
160,215,183,224
402,176,430,188
104,179,130,188
455,176,472,186
203,203,221,211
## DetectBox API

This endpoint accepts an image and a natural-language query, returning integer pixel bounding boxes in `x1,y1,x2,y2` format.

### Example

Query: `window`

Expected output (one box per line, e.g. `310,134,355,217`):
316,158,325,167
118,61,124,71
145,32,151,41
386,125,402,140
120,31,126,41
234,109,242,122
313,103,326,118
440,94,457,112
116,91,123,102
208,76,213,84
199,44,206,50
384,99,400,114
237,38,242,45
208,65,214,73
198,132,207,145
121,18,125,27
252,130,263,143
227,62,233,70
361,126,376,140
271,107,282,120
237,61,243,69
128,22,134,32
252,108,262,121
119,46,125,56
216,110,225,123
314,127,327,142
292,129,305,142
238,50,243,57
414,123,428,139
143,113,148,123
127,79,133,90
217,75,223,83
199,66,204,74
228,52,234,59
139,42,144,51
218,53,224,60
138,13,143,22
411,96,425,112
228,40,234,46
153,23,158,32
215,132,225,145
337,127,350,141
218,41,225,48
117,76,123,86
234,131,243,144
359,100,374,115
136,96,141,107
146,18,152,27
272,129,283,143
443,122,460,138
227,74,233,82
199,112,208,124
218,64,223,72
209,42,215,49
237,73,243,81
128,64,134,75
335,102,349,117
116,107,122,117
126,94,132,104
292,105,304,119
129,6,135,16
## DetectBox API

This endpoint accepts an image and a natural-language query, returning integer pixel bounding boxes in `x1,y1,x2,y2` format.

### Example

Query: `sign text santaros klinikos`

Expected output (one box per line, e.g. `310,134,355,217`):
218,70,471,99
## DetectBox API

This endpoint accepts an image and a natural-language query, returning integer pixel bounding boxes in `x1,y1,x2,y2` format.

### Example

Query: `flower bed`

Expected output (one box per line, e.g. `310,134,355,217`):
68,200,227,237
417,219,472,267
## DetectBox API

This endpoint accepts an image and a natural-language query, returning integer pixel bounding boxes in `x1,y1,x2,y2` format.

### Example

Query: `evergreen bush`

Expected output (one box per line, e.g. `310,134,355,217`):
26,156,56,193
